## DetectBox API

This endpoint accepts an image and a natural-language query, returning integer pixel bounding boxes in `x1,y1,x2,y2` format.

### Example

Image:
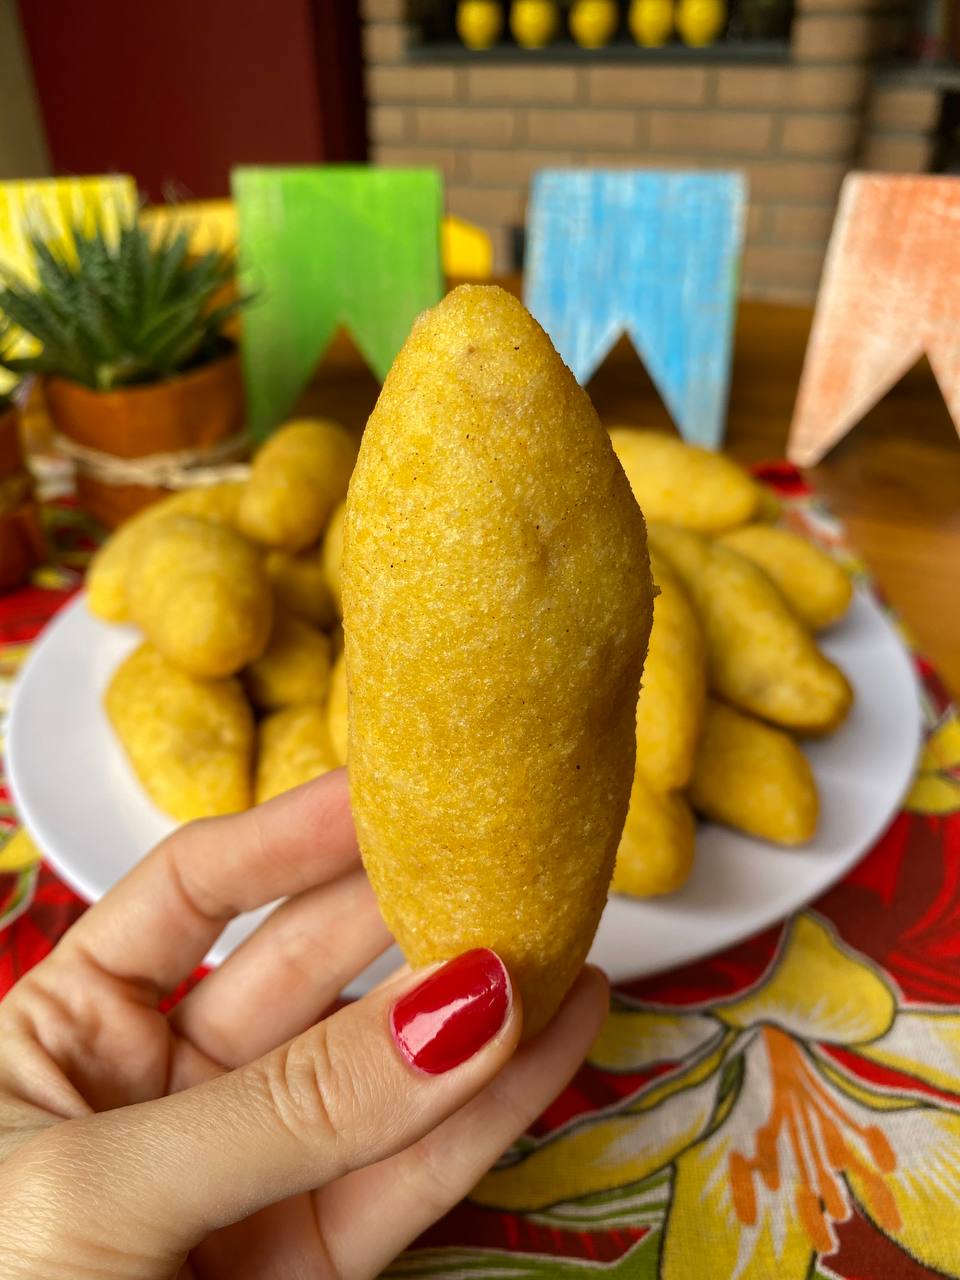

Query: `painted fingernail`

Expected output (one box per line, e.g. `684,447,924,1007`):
390,948,511,1075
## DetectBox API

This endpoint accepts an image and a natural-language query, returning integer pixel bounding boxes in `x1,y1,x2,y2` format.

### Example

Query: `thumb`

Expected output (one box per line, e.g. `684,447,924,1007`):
41,950,519,1264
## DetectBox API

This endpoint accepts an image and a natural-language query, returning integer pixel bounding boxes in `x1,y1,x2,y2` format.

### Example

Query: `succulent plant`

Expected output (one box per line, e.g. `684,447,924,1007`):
0,215,247,392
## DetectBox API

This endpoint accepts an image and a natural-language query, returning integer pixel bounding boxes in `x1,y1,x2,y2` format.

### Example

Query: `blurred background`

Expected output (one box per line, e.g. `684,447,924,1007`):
3,0,959,304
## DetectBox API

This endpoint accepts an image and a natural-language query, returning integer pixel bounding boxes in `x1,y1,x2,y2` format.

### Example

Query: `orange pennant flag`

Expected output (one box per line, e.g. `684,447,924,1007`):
788,173,960,466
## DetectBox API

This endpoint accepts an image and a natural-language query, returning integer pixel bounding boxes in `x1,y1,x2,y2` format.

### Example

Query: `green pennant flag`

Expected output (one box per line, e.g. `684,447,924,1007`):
233,166,443,438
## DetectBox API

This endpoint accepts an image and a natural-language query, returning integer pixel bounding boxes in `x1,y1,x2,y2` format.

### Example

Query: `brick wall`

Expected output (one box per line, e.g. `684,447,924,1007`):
860,83,940,173
362,0,936,303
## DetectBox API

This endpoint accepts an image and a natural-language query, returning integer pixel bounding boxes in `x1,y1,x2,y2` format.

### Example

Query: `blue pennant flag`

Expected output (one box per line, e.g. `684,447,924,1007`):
524,170,746,449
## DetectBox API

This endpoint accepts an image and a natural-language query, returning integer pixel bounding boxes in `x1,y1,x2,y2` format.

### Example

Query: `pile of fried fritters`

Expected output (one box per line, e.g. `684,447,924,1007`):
89,419,354,818
609,429,853,897
91,422,854,900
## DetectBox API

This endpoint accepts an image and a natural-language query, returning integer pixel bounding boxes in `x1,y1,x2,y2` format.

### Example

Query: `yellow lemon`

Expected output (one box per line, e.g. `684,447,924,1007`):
629,0,674,45
510,0,558,48
456,0,503,49
570,0,619,47
676,0,725,46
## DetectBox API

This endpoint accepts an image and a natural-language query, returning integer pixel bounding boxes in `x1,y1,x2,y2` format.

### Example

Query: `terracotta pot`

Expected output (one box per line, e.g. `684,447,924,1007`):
44,350,245,528
0,406,25,481
0,407,44,592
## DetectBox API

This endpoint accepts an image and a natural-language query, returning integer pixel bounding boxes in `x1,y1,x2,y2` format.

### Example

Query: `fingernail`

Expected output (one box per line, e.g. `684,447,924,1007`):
390,949,511,1075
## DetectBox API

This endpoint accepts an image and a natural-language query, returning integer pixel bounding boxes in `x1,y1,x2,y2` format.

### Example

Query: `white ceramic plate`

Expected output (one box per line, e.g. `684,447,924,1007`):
7,589,922,991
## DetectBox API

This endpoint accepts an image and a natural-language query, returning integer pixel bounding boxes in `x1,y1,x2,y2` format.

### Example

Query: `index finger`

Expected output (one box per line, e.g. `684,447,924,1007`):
57,769,358,997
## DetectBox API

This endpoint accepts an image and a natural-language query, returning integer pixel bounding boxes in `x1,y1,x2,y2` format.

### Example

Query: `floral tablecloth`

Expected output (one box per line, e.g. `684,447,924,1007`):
1,466,958,1280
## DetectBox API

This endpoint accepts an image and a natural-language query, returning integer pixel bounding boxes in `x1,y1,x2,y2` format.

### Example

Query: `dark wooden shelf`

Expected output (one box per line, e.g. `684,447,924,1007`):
875,61,960,92
406,38,791,64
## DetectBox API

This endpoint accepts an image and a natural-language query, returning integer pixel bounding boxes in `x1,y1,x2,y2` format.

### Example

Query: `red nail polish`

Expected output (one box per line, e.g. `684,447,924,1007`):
390,949,510,1075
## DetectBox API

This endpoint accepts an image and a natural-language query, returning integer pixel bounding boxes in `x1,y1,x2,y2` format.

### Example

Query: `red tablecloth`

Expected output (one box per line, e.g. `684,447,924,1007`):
1,468,958,1280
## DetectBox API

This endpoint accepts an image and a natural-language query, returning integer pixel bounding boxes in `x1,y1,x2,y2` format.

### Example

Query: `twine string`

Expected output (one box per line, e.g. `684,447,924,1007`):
53,431,252,489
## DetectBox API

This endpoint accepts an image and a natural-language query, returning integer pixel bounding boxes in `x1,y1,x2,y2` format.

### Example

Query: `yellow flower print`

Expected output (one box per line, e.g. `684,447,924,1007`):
907,711,960,814
0,830,40,932
474,913,960,1279
0,829,41,874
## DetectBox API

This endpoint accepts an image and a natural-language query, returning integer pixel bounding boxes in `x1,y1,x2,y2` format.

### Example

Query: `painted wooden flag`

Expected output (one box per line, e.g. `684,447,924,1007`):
789,173,960,466
524,170,746,449
233,166,443,438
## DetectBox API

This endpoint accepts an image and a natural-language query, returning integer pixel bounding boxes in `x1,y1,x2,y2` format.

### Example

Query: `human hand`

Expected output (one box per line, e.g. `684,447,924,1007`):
0,770,608,1279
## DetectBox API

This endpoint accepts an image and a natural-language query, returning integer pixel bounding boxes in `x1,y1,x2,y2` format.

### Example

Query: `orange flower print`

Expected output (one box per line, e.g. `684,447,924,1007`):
727,1025,899,1253
472,914,960,1279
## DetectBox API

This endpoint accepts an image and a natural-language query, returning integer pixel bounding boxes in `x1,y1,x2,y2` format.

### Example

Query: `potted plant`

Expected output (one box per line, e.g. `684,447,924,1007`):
0,215,249,528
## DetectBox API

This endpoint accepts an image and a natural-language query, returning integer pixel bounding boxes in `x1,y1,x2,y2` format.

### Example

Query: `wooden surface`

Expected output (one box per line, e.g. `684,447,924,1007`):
300,291,960,700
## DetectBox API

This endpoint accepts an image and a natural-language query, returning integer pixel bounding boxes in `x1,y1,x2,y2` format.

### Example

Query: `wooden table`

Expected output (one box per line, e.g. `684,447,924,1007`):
305,293,960,700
